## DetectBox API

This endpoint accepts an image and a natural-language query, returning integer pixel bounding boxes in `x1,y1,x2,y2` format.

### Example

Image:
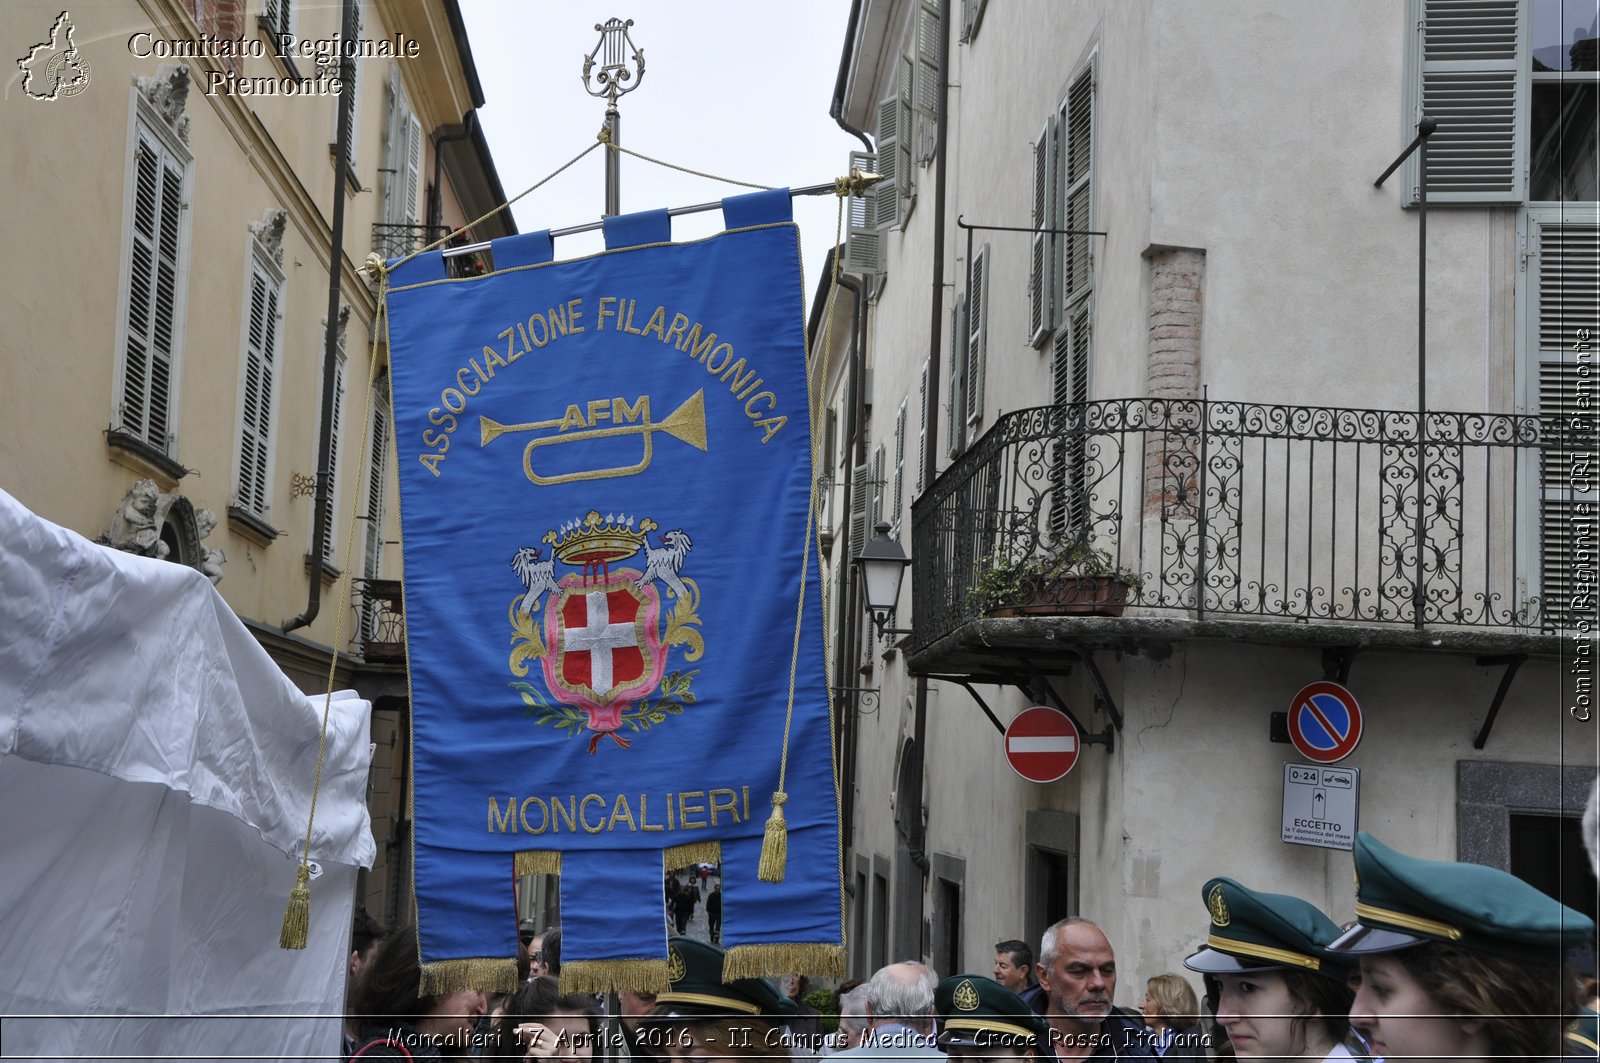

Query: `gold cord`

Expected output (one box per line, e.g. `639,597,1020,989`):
599,125,774,191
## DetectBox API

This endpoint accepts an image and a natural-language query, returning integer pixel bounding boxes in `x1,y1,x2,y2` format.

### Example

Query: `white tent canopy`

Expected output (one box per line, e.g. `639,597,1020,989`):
0,488,376,1061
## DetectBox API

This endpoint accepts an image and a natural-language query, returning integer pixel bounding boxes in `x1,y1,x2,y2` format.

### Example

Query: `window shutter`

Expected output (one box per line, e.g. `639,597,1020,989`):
875,94,903,231
961,0,987,42
948,294,967,456
851,460,871,559
363,376,391,580
965,245,988,426
916,359,928,492
845,149,883,275
1061,66,1095,309
1534,219,1599,626
871,444,887,531
121,130,184,452
1049,306,1093,540
1030,116,1057,347
915,0,941,165
338,1,362,170
892,399,907,535
264,0,292,39
380,76,400,226
321,347,348,562
1406,0,1523,204
237,260,280,517
403,112,423,227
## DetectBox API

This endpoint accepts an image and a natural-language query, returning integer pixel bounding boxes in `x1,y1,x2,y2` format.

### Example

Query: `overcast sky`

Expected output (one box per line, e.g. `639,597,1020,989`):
457,1,862,304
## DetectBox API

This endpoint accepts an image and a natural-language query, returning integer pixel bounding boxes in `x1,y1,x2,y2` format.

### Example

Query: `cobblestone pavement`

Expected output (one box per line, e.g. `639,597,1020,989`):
666,870,720,944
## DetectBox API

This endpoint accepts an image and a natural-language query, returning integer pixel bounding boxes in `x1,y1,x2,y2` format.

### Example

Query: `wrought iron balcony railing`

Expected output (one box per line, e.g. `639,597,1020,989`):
360,577,406,662
910,397,1586,653
372,222,452,260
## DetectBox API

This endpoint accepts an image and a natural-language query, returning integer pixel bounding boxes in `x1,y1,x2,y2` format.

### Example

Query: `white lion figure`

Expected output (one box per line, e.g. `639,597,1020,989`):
510,546,558,618
641,529,692,601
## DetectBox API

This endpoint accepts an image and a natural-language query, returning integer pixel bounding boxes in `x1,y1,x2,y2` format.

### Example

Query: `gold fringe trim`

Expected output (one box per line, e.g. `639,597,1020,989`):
420,958,520,996
663,840,721,870
515,850,562,876
561,958,673,995
278,862,311,950
722,943,845,982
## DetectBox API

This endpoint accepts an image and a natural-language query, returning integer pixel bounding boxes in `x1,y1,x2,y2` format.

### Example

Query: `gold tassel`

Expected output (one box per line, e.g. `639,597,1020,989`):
515,850,562,877
722,943,846,981
420,958,520,996
561,958,672,995
279,862,311,950
663,840,721,870
756,791,788,882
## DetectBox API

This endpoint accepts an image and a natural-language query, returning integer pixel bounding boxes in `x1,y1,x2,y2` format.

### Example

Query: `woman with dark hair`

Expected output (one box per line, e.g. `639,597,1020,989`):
1183,877,1357,1063
1329,832,1594,1063
484,976,600,1063
346,924,488,1060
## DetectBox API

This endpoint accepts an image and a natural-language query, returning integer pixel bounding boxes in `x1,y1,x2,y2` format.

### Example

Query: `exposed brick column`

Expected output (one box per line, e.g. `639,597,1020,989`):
1144,248,1205,516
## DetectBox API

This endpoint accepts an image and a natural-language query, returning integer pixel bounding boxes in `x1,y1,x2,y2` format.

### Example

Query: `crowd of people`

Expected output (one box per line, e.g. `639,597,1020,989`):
340,832,1597,1063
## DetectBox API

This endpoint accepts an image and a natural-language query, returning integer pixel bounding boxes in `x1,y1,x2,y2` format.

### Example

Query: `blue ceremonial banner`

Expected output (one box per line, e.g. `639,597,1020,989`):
384,192,843,993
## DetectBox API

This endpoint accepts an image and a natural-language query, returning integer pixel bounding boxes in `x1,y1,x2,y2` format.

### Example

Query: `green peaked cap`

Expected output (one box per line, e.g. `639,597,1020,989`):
934,974,1050,1049
1183,875,1352,981
1327,832,1594,964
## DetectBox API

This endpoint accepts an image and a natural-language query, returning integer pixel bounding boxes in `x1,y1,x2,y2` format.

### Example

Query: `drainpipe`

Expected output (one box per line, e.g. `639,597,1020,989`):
284,0,357,635
430,110,478,235
905,0,953,884
835,272,867,854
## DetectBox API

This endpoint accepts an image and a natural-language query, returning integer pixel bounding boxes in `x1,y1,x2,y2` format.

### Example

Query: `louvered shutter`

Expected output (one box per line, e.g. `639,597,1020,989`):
1406,0,1523,204
961,0,987,42
1049,306,1093,541
120,128,184,453
965,245,988,425
1534,219,1599,626
845,149,882,275
892,400,907,535
871,444,886,528
1030,116,1057,346
237,259,280,517
1061,67,1095,309
948,295,967,456
380,75,401,227
264,0,292,39
403,112,423,226
915,0,941,165
875,95,903,231
916,359,928,493
321,348,348,563
851,459,871,561
337,1,361,170
362,375,392,639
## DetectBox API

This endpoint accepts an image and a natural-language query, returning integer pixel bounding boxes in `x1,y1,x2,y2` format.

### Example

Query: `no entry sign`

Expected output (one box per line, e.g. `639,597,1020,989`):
1004,706,1081,783
1287,681,1363,764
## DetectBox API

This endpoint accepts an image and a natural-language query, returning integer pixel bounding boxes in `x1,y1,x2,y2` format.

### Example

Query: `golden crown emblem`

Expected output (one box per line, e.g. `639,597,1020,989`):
1208,883,1231,927
543,510,655,567
952,979,981,1012
668,946,686,982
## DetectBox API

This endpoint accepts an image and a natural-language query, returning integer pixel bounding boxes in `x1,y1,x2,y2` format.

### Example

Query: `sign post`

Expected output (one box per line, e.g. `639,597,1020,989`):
1004,706,1081,783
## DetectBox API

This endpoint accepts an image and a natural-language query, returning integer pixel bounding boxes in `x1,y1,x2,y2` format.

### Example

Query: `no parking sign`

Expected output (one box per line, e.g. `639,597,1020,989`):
1287,681,1363,763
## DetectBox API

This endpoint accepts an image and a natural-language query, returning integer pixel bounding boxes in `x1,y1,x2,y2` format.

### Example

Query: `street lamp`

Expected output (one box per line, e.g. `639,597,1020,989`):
855,522,913,638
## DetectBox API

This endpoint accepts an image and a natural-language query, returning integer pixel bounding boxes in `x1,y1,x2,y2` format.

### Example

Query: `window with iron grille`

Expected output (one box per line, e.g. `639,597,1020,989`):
235,241,284,520
115,110,191,456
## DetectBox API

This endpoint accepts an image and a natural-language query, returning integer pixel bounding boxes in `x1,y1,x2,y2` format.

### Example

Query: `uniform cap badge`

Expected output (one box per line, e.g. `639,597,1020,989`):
952,979,981,1012
1208,883,1231,927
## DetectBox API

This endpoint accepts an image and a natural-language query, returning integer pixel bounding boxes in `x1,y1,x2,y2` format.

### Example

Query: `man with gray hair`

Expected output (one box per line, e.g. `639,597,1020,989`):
829,961,943,1060
1034,918,1154,1060
823,983,872,1055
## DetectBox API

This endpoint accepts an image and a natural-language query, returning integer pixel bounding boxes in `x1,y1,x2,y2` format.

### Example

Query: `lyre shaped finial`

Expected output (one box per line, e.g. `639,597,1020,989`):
582,17,645,105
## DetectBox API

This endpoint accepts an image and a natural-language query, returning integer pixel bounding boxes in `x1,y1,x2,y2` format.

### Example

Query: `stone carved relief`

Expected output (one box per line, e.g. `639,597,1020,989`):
134,64,190,143
102,479,226,584
250,208,289,268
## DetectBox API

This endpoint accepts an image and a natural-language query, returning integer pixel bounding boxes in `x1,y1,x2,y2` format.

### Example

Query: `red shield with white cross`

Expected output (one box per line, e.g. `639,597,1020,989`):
541,569,665,734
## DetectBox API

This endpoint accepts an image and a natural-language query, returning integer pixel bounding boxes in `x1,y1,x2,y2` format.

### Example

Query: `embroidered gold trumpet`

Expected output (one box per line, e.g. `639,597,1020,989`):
479,389,707,485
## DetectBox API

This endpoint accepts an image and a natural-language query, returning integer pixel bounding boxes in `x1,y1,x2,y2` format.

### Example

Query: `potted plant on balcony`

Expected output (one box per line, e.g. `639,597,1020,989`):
970,540,1141,618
